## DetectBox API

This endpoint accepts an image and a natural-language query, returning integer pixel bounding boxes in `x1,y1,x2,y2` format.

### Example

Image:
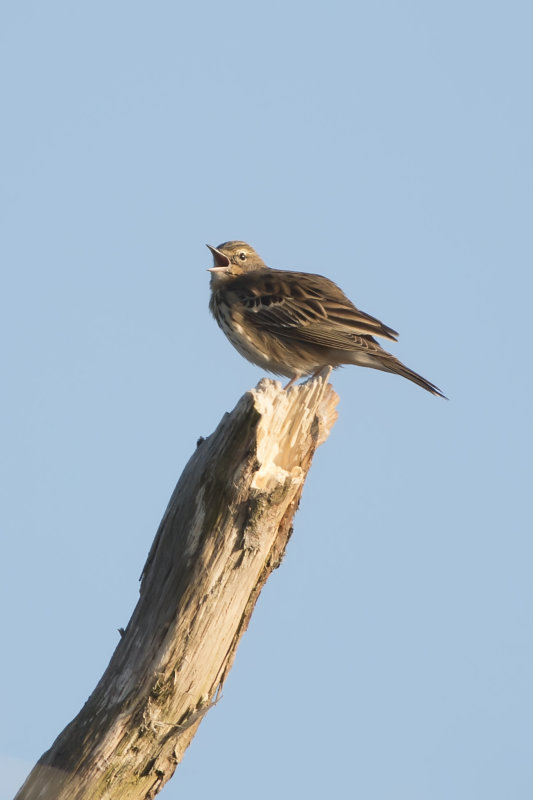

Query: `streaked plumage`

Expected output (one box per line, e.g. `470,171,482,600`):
207,240,445,397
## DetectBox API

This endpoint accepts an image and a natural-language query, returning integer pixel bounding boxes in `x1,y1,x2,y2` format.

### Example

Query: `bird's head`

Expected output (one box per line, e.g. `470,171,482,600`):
207,241,266,283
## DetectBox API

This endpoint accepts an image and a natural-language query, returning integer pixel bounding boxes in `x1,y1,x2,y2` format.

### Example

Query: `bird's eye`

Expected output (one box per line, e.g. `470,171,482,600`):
239,251,247,261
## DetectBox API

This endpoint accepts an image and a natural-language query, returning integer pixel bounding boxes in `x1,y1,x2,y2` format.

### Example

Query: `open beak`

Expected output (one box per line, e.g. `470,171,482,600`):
206,244,231,271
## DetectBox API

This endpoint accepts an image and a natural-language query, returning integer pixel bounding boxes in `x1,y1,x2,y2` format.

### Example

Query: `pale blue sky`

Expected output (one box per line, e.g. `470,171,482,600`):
1,2,532,798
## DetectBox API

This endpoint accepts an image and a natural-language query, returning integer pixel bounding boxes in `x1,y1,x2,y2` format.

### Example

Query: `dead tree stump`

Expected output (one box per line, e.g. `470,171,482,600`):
15,373,338,800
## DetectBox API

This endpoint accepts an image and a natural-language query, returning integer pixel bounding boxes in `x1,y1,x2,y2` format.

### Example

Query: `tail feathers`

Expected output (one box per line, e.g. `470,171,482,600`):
379,355,447,398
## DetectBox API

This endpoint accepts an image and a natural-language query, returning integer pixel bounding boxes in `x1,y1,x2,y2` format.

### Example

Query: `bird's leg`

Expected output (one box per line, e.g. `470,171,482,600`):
285,367,331,390
283,375,299,390
310,366,333,381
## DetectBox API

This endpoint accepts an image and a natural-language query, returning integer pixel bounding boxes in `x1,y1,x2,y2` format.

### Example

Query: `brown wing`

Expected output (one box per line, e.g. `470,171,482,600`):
229,268,399,349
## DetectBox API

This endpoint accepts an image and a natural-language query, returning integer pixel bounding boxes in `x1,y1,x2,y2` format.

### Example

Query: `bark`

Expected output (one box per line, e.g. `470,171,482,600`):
15,373,338,800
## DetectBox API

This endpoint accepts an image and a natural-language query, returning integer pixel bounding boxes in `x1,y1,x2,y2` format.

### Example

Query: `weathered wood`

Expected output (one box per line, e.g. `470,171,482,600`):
15,374,338,800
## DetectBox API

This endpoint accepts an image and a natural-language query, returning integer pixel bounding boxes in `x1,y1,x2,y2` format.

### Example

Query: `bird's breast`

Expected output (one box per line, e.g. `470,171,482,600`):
210,290,294,376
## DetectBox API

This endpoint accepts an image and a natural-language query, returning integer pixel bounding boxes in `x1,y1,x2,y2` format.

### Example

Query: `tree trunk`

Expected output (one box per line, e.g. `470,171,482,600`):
15,374,338,800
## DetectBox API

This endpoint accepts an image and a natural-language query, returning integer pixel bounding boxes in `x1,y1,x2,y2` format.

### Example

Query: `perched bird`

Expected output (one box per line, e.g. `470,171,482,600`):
207,241,445,397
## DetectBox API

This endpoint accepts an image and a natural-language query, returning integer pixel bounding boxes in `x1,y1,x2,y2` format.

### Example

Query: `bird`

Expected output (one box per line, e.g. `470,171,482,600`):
207,240,445,398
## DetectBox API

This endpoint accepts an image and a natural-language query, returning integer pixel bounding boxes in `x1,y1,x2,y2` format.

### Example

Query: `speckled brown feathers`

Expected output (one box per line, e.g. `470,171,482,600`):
207,241,445,397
